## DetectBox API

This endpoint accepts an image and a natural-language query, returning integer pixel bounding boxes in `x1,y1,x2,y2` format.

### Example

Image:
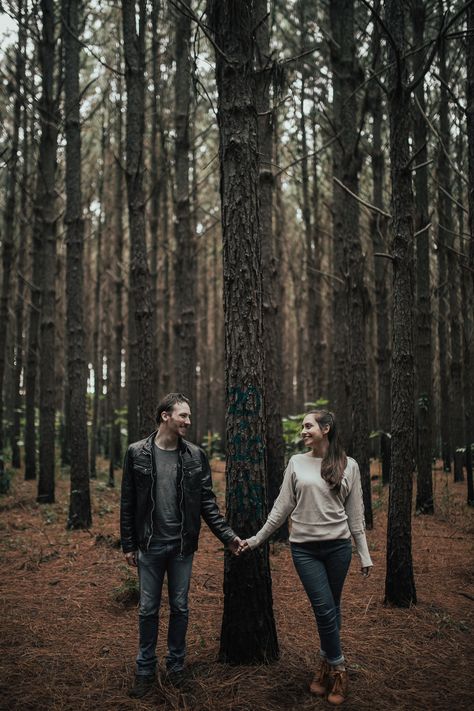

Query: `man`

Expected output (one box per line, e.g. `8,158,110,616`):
120,393,242,698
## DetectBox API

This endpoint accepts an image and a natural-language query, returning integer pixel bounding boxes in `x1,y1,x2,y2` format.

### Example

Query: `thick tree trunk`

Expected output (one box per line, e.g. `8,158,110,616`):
173,6,197,425
412,1,434,513
37,0,59,504
329,0,372,527
62,0,91,527
208,0,279,664
122,0,155,438
384,0,417,607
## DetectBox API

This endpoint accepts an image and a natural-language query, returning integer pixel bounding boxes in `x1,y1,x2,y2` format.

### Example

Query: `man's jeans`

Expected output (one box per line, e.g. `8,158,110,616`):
291,538,352,665
136,540,194,676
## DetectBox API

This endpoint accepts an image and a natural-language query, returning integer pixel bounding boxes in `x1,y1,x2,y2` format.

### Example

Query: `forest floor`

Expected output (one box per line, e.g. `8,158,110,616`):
0,458,473,711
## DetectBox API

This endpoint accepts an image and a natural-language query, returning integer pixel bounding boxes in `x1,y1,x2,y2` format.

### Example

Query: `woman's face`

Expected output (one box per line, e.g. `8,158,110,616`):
301,415,328,448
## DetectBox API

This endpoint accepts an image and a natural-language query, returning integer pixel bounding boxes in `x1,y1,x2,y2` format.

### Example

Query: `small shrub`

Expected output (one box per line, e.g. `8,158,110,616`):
113,565,139,607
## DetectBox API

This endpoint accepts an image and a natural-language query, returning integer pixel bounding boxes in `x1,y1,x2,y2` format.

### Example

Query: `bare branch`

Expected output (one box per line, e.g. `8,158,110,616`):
413,93,469,188
333,177,392,219
169,0,231,64
374,252,394,261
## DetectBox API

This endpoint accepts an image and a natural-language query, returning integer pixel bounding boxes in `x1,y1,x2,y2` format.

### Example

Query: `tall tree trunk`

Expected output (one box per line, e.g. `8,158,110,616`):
12,61,28,470
109,70,125,485
329,0,372,527
2,0,26,484
438,35,464,482
173,5,197,427
207,0,279,664
256,0,286,539
329,6,351,448
412,0,434,513
310,98,324,400
150,0,162,398
274,113,293,416
437,34,452,474
90,123,105,478
37,0,59,504
384,0,417,607
62,0,91,527
160,163,171,396
369,5,391,485
122,0,155,438
465,3,474,505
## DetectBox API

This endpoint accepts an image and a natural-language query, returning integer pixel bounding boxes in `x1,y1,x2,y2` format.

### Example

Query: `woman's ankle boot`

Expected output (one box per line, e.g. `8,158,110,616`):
327,669,348,705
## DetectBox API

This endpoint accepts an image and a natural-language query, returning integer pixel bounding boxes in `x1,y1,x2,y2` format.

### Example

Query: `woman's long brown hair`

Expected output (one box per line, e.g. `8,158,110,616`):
306,410,347,491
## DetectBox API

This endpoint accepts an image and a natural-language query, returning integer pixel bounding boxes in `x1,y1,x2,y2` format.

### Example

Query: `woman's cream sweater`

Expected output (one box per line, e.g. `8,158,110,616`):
247,453,373,568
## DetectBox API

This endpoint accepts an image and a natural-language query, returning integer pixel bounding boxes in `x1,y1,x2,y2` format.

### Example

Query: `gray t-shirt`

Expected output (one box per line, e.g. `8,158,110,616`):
152,444,181,542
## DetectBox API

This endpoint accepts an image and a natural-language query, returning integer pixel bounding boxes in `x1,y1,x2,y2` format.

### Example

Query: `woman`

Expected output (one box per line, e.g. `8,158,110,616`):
240,410,372,706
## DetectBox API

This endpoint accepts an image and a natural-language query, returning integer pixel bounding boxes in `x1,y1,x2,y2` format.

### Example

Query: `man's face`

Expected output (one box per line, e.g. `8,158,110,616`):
161,401,191,438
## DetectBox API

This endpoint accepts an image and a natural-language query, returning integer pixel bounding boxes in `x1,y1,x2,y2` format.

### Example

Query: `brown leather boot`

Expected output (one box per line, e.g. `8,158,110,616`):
327,669,348,705
309,657,330,696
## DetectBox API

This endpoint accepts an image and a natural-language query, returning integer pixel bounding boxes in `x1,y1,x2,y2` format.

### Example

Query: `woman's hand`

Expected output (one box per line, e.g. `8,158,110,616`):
361,566,372,578
239,539,250,554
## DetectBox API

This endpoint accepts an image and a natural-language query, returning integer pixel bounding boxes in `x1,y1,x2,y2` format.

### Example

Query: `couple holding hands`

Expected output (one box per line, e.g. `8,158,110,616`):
120,392,372,705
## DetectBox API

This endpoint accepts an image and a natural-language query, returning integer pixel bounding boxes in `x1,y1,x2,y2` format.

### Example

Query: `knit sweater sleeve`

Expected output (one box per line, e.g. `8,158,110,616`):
344,460,373,568
246,459,296,549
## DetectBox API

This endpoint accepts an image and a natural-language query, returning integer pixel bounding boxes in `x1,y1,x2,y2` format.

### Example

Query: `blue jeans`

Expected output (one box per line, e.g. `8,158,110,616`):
291,538,352,665
136,540,194,675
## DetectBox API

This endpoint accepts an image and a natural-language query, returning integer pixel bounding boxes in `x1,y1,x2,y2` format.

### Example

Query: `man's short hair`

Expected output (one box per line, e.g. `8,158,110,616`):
155,393,191,424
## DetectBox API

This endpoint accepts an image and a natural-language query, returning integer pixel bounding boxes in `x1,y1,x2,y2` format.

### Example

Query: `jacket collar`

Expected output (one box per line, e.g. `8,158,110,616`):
142,430,190,455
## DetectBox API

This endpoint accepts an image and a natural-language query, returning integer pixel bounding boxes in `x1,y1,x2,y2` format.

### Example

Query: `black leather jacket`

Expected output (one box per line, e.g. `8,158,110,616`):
120,432,236,556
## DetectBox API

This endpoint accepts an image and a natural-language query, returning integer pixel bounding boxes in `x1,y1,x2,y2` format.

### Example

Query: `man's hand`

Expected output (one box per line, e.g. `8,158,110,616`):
361,566,372,578
228,537,245,556
239,539,250,553
125,551,138,567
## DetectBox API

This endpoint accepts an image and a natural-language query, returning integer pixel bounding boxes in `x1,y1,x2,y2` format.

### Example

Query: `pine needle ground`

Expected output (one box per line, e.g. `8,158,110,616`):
0,460,473,711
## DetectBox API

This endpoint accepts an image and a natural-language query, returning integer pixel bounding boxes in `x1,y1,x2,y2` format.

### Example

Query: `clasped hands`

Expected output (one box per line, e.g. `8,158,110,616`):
228,537,250,556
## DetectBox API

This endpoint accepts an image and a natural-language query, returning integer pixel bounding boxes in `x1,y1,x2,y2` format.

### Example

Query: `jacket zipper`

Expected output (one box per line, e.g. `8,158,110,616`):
147,449,155,551
178,449,185,556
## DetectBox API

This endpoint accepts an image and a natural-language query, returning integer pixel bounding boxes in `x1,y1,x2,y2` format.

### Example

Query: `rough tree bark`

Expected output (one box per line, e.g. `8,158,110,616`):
62,0,91,527
207,0,279,664
412,0,434,513
384,0,417,607
122,0,155,438
37,0,60,504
